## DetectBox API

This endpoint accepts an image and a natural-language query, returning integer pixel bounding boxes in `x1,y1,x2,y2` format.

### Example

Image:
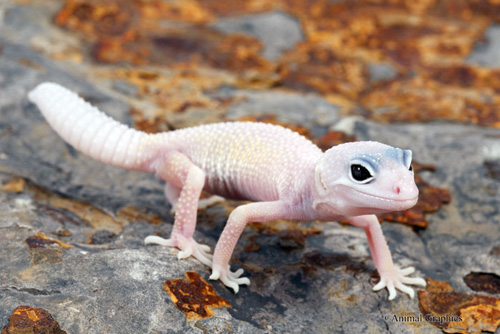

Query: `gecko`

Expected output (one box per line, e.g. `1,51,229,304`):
28,82,426,300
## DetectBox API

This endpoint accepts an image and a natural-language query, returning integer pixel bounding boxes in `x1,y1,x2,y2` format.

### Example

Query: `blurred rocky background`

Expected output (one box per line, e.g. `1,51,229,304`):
1,0,500,333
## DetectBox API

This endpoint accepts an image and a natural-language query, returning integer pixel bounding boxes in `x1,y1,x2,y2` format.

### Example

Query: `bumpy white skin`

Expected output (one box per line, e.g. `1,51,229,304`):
28,82,426,300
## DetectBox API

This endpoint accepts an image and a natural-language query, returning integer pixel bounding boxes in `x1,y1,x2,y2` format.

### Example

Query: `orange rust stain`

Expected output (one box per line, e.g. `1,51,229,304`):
116,205,163,226
26,232,73,250
56,0,271,71
1,306,67,334
279,44,369,100
164,271,231,321
361,75,500,127
1,177,26,193
419,278,500,334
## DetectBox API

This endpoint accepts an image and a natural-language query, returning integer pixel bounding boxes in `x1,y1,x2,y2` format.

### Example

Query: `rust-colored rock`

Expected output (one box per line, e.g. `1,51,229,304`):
25,232,72,265
25,232,73,250
1,306,67,334
419,278,500,333
464,272,500,295
163,271,231,321
0,178,25,193
361,76,500,127
52,0,500,128
278,44,369,100
56,0,270,72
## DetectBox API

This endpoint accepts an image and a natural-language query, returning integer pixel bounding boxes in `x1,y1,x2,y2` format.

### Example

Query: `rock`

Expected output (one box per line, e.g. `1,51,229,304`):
213,11,304,61
2,305,67,334
1,1,500,333
367,62,399,83
467,24,500,68
215,88,342,128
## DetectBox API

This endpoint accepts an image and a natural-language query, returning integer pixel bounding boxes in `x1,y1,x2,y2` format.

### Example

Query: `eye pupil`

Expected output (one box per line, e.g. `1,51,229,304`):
409,165,413,171
351,164,372,182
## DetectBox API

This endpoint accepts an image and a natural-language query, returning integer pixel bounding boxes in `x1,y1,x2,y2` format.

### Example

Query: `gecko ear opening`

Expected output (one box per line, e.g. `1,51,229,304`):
404,149,413,171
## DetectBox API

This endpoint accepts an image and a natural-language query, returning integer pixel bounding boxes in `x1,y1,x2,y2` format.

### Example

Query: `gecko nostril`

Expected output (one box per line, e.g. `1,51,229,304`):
396,186,401,195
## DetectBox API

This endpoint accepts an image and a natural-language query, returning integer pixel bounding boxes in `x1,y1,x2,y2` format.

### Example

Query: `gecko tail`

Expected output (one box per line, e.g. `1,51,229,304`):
28,82,156,172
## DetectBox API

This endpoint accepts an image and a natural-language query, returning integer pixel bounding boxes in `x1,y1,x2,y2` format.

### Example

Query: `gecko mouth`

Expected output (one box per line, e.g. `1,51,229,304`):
352,189,418,208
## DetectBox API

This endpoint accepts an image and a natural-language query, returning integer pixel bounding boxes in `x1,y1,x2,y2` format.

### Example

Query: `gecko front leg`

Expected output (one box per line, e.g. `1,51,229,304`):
348,215,426,300
145,152,213,267
210,201,290,293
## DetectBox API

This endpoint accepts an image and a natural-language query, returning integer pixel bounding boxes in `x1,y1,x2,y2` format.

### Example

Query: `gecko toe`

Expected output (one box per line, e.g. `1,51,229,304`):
402,276,427,287
398,266,415,276
209,271,220,281
387,282,397,301
395,282,415,299
178,249,193,260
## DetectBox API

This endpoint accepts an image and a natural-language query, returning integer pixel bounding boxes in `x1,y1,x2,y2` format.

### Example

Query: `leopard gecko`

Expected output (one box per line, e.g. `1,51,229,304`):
28,82,426,300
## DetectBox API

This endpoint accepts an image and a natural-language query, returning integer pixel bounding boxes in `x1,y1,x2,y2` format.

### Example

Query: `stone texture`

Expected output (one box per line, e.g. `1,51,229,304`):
467,24,500,68
212,11,304,61
1,1,500,334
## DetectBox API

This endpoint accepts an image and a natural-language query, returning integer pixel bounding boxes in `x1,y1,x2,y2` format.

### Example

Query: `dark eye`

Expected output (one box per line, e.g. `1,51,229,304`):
409,164,413,172
351,164,373,182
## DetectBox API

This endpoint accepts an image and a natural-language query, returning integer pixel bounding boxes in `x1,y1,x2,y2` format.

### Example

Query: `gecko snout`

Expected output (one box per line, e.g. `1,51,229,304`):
392,179,419,202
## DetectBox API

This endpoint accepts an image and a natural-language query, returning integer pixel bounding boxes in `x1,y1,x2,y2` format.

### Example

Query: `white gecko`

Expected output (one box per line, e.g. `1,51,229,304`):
28,82,426,300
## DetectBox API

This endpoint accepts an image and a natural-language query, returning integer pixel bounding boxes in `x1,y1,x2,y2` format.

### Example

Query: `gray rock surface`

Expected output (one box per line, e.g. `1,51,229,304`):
1,2,500,334
467,24,500,68
213,11,304,61
213,87,343,128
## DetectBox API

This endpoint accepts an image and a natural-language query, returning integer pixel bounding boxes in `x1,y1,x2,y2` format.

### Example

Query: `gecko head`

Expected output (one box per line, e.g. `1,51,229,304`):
312,141,419,218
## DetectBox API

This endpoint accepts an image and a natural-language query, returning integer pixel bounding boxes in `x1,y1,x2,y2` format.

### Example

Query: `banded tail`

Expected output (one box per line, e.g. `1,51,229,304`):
28,82,157,172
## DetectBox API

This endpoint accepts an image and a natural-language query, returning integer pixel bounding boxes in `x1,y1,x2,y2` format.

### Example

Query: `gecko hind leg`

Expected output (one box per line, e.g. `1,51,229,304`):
167,183,224,214
145,153,213,267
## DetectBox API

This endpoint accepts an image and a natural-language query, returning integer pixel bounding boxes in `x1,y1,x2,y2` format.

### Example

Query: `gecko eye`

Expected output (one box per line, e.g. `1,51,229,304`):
409,165,413,172
350,164,374,183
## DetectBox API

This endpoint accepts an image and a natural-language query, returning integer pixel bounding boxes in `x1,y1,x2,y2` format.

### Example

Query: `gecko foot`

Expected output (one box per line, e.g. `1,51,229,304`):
209,265,250,293
144,234,213,267
374,266,427,300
